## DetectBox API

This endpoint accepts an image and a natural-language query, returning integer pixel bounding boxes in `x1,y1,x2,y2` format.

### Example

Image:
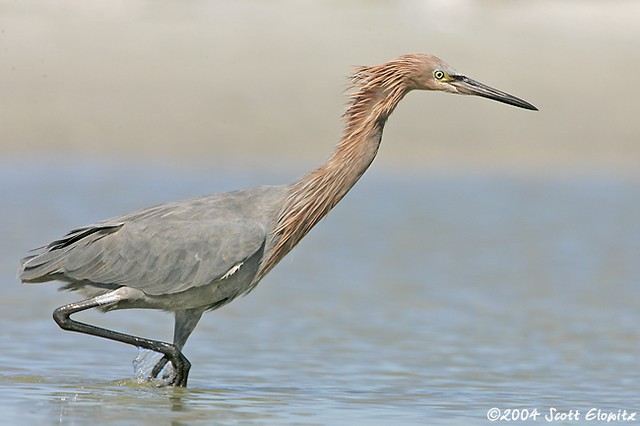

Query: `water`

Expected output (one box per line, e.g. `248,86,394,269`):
1,160,638,425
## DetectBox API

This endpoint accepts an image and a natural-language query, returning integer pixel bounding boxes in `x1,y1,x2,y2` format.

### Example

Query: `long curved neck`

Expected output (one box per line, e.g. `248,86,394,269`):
257,64,411,278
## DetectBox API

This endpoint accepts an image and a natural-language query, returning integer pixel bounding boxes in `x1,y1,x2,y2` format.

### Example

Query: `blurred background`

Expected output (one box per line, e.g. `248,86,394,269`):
2,0,639,176
1,1,639,424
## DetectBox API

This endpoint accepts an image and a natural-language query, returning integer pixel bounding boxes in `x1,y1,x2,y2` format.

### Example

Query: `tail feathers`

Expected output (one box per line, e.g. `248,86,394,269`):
18,224,122,283
19,246,74,283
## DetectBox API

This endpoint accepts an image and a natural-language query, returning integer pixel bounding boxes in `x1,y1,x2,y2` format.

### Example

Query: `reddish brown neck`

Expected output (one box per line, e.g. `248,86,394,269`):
257,67,411,280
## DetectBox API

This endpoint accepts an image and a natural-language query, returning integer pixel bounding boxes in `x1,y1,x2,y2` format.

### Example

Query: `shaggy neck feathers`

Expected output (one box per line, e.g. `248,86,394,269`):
257,57,421,279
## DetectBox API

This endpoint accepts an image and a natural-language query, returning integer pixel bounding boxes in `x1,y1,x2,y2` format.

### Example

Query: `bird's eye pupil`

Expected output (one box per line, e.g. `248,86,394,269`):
435,70,445,80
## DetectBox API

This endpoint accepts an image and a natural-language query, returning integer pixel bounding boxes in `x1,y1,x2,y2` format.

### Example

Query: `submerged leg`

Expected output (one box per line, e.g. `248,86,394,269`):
150,308,205,380
52,290,191,387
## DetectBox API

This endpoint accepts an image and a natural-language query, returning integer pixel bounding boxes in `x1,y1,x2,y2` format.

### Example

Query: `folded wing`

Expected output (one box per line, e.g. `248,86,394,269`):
19,218,267,296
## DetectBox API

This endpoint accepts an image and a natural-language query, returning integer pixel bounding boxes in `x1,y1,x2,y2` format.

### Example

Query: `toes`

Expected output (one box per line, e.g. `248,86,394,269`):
154,353,190,387
150,356,170,378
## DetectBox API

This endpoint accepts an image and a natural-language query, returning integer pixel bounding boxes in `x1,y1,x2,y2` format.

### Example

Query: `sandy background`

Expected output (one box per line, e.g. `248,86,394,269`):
1,0,639,178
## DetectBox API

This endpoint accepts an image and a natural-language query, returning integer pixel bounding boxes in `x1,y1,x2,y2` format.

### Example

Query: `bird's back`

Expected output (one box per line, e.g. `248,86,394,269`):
19,185,289,307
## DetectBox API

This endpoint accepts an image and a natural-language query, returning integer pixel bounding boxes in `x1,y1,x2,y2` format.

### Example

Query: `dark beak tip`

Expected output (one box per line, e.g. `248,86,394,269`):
520,99,539,111
495,97,539,111
456,76,538,112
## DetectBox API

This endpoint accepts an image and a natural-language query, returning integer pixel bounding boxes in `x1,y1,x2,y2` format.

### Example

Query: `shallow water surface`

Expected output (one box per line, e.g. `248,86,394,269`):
1,161,639,424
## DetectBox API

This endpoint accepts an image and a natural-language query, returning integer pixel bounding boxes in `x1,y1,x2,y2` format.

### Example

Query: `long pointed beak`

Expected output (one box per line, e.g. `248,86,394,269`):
452,75,538,111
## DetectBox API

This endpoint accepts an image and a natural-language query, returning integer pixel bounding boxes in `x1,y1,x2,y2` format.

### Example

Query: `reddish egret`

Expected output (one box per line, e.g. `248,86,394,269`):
19,54,537,387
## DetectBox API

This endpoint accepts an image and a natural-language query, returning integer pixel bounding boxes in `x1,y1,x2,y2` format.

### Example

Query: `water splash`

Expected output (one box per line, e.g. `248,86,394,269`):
132,348,174,385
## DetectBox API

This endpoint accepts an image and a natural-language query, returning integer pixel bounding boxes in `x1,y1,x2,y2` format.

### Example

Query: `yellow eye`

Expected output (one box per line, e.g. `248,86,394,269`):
434,70,446,80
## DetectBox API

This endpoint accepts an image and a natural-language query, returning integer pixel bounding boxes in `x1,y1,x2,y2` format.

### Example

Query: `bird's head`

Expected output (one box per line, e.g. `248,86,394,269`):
403,54,538,111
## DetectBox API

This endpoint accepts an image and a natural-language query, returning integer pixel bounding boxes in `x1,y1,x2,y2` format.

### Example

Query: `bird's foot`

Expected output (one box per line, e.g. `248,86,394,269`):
150,355,170,379
149,352,190,387
133,348,190,387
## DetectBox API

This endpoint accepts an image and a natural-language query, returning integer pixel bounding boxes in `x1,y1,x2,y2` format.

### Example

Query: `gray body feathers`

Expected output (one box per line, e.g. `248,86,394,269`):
19,185,289,311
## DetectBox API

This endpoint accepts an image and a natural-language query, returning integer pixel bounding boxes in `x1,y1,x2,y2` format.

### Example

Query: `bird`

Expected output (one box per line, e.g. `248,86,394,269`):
18,53,537,387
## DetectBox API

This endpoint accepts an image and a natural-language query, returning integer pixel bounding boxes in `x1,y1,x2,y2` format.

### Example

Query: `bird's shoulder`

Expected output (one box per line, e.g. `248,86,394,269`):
112,184,289,224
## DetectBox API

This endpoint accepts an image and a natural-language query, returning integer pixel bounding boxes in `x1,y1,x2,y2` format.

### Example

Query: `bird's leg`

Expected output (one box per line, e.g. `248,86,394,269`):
52,291,191,387
150,308,204,381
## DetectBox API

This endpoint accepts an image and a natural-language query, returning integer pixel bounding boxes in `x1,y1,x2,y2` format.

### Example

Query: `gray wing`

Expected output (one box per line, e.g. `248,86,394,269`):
20,218,266,296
